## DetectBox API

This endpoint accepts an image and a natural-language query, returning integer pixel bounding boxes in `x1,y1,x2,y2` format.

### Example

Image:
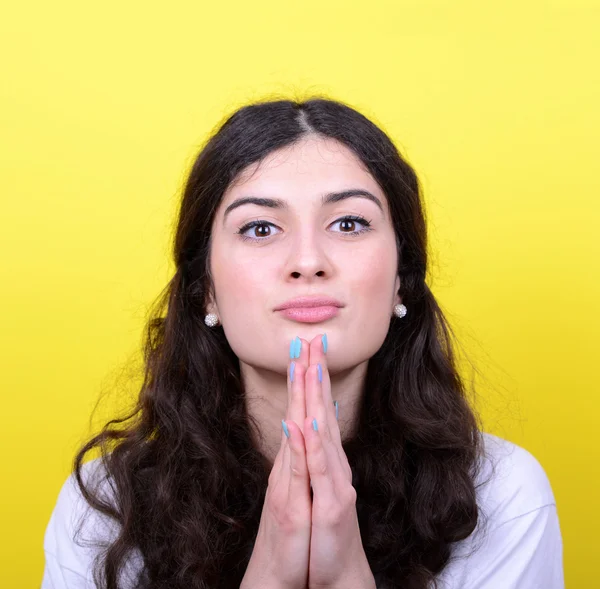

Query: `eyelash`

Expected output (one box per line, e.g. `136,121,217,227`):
236,215,374,242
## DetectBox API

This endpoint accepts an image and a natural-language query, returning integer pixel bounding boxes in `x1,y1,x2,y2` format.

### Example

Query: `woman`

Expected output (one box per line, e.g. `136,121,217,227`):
41,97,564,589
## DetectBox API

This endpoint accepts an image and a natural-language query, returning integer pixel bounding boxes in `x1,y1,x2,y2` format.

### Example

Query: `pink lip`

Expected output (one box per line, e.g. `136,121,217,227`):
278,306,340,323
274,296,344,311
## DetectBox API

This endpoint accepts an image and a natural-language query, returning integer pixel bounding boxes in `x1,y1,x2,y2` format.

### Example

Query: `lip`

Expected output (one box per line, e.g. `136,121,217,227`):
278,306,340,323
273,296,345,311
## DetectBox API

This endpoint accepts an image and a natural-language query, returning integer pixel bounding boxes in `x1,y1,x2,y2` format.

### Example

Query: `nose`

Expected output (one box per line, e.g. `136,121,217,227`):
285,229,333,280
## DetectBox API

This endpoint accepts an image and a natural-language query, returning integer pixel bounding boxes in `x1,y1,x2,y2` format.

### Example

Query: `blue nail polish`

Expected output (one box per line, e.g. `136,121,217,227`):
334,400,339,421
322,333,328,354
312,418,318,431
282,419,290,438
289,338,295,359
317,363,322,383
294,336,301,358
290,361,295,382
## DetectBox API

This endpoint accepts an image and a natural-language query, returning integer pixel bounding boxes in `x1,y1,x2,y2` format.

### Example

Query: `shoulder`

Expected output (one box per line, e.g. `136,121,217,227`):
45,458,117,537
474,431,557,527
43,458,115,561
42,458,143,586
436,432,564,588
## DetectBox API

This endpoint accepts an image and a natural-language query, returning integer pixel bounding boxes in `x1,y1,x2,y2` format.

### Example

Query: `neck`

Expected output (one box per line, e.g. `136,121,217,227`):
242,360,368,470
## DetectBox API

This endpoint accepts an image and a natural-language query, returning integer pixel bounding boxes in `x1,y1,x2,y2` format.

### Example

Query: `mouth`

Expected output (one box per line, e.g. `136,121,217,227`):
276,306,340,323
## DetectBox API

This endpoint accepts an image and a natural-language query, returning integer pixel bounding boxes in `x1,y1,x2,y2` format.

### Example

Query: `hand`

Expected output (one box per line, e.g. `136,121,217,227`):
240,340,314,589
296,334,377,589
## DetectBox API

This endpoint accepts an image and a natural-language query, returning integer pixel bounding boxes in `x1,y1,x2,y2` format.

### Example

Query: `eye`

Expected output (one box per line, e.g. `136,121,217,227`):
236,219,282,242
330,215,373,236
236,215,373,242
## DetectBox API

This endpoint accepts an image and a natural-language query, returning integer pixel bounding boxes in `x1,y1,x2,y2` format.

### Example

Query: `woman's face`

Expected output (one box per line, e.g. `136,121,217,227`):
208,135,401,376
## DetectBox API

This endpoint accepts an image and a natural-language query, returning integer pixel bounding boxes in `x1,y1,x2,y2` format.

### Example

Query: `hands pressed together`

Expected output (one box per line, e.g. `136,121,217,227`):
240,334,376,589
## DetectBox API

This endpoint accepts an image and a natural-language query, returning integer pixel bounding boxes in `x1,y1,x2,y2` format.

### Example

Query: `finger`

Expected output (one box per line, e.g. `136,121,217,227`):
303,414,340,503
298,336,310,364
307,333,340,446
307,335,350,483
278,416,291,479
287,338,308,432
283,419,311,502
305,364,330,452
289,335,310,366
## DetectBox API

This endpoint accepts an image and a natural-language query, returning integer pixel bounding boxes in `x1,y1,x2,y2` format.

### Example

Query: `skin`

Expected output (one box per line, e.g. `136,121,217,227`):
207,134,402,469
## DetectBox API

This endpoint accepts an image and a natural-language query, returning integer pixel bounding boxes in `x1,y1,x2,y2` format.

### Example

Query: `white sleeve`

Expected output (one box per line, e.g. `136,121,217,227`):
41,550,95,589
41,461,145,589
461,503,564,589
40,470,99,589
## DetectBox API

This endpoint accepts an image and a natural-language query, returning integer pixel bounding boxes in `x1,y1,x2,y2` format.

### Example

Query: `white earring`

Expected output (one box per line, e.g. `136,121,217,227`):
393,303,407,318
204,313,219,327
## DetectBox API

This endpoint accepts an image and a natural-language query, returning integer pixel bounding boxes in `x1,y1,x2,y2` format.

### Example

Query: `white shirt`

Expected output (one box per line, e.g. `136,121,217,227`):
41,432,564,588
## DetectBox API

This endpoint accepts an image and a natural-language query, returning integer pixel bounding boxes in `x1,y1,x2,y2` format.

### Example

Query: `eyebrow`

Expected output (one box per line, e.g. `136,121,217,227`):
222,189,384,225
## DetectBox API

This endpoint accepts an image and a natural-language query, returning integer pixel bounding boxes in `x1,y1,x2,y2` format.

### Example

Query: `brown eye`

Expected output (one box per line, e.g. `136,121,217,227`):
339,219,356,232
237,220,280,242
254,224,271,237
330,215,373,236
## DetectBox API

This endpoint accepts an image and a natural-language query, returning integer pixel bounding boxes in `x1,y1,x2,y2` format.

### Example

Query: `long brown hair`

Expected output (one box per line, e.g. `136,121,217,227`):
73,96,490,589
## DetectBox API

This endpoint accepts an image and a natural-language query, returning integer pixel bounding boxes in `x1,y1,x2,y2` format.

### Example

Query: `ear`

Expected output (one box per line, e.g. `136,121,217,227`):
204,292,218,317
394,274,402,305
206,305,219,317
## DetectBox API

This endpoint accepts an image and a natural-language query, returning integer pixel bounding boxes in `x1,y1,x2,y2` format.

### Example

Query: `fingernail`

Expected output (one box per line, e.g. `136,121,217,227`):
282,419,290,438
294,336,301,358
334,400,339,421
322,333,328,354
312,418,318,431
317,363,322,383
289,361,295,382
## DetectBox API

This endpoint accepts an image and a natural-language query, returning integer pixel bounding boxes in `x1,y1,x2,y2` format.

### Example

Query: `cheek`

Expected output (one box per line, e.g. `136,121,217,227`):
345,244,397,298
212,250,282,364
214,250,273,312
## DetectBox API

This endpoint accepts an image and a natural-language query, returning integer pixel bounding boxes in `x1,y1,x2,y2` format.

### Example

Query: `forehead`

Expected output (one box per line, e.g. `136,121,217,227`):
226,136,380,195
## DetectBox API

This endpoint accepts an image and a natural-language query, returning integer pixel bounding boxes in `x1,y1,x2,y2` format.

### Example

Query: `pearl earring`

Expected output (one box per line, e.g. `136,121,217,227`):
204,313,219,327
393,303,407,318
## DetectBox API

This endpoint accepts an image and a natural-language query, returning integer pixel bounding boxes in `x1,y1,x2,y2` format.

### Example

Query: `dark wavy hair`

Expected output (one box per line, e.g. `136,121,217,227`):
72,95,491,589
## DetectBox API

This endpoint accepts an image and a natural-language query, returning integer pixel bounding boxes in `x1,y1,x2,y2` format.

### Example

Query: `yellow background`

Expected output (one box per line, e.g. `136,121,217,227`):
1,1,597,587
